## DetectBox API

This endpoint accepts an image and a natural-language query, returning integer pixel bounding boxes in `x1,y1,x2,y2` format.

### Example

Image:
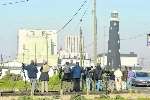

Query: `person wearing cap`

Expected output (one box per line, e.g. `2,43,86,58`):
39,61,50,93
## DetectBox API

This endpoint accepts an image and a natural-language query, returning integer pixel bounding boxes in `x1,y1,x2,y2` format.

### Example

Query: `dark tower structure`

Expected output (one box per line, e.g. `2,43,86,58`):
107,11,121,70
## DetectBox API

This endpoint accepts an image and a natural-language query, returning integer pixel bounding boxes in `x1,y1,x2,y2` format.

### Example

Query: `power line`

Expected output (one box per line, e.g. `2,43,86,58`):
56,0,87,34
120,33,147,41
0,0,29,6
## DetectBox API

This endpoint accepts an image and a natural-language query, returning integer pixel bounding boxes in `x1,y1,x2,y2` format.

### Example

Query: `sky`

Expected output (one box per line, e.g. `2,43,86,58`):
0,0,150,66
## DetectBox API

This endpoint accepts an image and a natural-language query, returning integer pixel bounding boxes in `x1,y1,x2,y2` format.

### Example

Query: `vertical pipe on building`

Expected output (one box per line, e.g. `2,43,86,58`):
34,43,37,63
46,34,48,63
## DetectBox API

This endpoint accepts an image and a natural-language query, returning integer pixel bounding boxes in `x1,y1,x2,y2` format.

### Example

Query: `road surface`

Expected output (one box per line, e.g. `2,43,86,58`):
133,86,150,94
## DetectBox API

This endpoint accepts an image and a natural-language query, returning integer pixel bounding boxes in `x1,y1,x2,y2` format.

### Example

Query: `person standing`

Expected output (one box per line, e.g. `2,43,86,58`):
72,62,81,92
127,67,135,90
62,62,72,92
22,60,38,95
114,68,123,92
94,64,103,91
122,66,128,90
108,70,115,93
39,61,50,93
85,67,93,93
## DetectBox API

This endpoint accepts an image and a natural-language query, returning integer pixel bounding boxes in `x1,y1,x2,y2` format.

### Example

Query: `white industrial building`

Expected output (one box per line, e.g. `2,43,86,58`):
57,35,91,67
64,35,85,58
17,29,58,66
98,52,138,68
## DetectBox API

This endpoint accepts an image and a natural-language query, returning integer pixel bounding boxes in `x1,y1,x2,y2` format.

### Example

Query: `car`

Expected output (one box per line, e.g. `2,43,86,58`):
132,71,150,86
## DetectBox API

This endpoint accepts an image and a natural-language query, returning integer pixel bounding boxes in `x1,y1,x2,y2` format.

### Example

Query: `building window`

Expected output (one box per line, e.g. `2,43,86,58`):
42,31,45,37
114,22,117,26
110,27,112,30
30,31,35,37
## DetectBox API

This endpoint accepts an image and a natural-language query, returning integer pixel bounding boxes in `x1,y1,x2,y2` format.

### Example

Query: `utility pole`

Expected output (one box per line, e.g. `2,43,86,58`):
80,19,83,67
92,0,97,66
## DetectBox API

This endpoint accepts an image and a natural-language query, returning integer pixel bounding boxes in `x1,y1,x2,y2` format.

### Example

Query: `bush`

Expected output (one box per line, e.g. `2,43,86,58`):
2,73,23,81
70,94,87,100
48,74,61,90
0,73,29,90
115,95,125,100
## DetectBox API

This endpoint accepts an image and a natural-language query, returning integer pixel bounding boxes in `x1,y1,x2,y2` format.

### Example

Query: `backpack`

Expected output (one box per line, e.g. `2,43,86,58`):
63,66,72,81
64,66,71,74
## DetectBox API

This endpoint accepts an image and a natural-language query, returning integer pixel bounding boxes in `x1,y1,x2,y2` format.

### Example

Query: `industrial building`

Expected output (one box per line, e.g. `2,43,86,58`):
17,29,58,66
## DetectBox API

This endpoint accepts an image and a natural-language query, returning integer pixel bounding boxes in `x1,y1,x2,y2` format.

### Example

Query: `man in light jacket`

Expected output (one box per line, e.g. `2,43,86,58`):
39,61,50,93
114,68,123,92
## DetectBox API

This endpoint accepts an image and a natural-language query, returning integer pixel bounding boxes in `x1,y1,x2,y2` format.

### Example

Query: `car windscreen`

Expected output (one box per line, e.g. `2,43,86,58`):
136,72,150,77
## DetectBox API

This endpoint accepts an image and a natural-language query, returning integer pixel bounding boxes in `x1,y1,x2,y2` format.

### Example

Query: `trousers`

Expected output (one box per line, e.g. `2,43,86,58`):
30,78,36,95
41,81,48,93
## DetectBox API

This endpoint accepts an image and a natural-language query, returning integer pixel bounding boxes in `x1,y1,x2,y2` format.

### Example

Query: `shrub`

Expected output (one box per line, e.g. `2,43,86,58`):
70,94,87,100
18,96,33,100
115,95,125,100
2,73,23,81
48,74,61,90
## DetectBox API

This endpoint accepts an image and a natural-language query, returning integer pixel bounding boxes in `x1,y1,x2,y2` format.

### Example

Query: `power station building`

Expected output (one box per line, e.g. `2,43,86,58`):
64,35,87,59
17,29,58,66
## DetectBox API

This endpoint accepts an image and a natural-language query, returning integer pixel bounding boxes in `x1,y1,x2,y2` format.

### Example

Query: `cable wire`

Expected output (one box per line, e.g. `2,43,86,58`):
0,0,29,6
56,0,87,33
120,33,147,41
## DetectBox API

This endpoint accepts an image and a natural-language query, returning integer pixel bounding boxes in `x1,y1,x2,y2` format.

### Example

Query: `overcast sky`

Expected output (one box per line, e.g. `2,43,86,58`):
0,0,150,65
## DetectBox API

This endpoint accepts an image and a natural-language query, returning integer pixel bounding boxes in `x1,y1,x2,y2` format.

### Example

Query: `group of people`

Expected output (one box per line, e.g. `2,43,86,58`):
60,61,82,92
60,62,136,93
22,60,135,95
60,63,104,93
22,60,50,95
108,66,135,92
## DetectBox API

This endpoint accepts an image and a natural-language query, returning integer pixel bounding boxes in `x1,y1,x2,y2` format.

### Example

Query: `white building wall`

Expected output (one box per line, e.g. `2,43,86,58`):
121,57,137,66
98,55,138,68
17,29,58,65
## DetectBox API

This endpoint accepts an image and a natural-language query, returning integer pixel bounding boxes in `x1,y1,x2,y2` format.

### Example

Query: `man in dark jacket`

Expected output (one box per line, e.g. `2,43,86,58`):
94,64,103,91
62,62,72,92
72,62,81,92
85,67,93,92
23,60,38,95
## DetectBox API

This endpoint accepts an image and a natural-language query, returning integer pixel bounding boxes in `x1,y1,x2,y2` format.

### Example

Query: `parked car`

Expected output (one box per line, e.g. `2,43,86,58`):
132,71,150,86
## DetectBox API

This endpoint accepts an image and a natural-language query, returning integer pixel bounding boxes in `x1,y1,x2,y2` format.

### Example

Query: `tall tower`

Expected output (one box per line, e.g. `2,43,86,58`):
107,11,121,70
